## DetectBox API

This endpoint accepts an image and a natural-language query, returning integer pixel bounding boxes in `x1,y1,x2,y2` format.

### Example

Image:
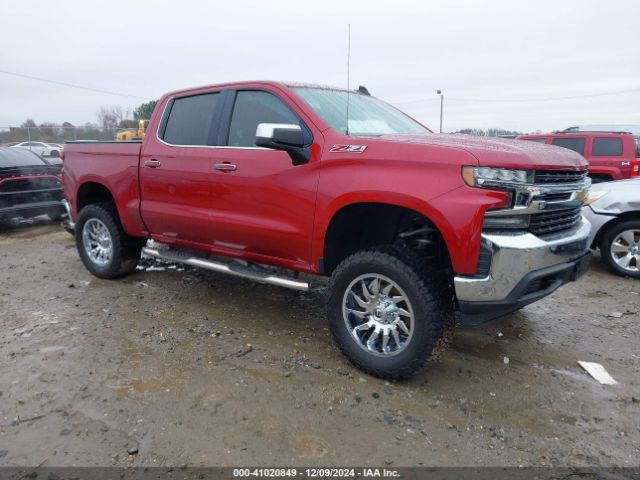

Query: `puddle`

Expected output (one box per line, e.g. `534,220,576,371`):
451,333,527,366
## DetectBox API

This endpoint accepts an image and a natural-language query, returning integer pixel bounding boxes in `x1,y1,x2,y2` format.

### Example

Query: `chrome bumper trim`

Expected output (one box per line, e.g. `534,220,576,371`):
454,218,591,302
62,199,75,230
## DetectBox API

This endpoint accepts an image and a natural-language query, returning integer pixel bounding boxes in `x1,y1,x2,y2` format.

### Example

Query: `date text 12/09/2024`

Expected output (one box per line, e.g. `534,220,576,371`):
232,468,400,478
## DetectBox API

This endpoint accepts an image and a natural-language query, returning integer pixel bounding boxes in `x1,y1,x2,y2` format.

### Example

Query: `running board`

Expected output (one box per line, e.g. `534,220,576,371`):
142,246,310,291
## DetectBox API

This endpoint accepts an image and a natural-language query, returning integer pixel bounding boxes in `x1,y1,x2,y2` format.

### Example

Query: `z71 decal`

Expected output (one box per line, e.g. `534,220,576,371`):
329,145,368,153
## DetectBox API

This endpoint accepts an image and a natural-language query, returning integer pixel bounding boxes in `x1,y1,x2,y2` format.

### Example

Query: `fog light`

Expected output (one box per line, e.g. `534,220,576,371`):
483,215,529,229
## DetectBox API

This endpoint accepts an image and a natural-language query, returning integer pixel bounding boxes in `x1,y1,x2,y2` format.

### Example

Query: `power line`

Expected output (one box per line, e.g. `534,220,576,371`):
0,68,150,100
393,86,640,105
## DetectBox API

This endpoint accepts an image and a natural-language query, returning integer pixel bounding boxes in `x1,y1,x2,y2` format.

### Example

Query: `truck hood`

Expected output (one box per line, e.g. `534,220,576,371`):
378,133,587,171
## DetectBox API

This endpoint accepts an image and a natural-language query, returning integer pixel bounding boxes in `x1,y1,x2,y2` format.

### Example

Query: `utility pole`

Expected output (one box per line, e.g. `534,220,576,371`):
437,89,443,133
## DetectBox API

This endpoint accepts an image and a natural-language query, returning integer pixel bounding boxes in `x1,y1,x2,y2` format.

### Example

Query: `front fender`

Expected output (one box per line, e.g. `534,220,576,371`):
313,186,503,275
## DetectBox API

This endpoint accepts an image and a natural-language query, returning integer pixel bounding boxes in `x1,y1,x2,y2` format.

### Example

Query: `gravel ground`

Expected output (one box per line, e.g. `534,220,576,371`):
0,219,638,467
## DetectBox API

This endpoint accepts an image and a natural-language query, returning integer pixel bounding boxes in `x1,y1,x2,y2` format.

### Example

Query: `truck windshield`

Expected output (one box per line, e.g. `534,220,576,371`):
293,87,429,136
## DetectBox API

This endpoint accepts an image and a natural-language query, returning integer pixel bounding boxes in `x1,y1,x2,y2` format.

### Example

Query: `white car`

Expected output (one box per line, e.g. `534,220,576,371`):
11,141,62,157
583,178,640,278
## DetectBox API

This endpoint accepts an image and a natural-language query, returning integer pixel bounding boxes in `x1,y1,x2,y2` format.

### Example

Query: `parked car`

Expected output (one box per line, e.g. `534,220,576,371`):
62,81,592,379
583,178,640,278
0,147,67,224
11,141,62,158
517,131,639,183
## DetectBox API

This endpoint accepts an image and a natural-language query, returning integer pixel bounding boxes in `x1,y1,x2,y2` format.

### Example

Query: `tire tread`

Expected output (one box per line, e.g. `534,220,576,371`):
75,202,143,279
327,245,451,379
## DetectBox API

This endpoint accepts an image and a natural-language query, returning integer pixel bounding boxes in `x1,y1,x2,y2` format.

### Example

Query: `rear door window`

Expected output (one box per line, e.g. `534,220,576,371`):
551,137,586,155
161,93,220,146
227,90,301,147
592,137,623,156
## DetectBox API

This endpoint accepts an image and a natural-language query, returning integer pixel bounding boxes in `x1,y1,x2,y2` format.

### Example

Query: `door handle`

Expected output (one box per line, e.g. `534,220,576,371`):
144,159,162,168
214,163,237,172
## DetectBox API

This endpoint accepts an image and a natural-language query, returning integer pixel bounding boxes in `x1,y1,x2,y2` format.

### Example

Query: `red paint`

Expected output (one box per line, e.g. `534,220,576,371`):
62,81,588,277
517,132,639,180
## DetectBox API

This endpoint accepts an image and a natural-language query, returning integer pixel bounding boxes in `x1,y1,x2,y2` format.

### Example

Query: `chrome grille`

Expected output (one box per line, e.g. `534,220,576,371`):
537,192,572,202
529,207,582,236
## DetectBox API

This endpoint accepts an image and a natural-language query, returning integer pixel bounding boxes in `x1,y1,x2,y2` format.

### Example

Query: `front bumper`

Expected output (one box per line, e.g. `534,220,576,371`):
454,218,591,325
582,205,616,248
0,199,66,219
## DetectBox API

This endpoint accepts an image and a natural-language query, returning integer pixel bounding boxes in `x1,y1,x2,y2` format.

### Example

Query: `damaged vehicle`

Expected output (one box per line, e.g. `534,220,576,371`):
583,178,640,278
0,147,67,224
62,81,592,379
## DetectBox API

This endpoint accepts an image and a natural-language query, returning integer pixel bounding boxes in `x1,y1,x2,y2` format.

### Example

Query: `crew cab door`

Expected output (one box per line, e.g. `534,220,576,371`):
139,90,224,245
589,136,625,180
205,89,321,271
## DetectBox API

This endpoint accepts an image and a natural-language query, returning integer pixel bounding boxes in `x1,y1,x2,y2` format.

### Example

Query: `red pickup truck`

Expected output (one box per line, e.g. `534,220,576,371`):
62,81,592,378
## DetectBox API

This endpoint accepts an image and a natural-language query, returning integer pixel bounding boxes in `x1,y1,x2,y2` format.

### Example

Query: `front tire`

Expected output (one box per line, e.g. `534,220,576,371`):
327,247,450,379
599,220,640,278
75,203,143,279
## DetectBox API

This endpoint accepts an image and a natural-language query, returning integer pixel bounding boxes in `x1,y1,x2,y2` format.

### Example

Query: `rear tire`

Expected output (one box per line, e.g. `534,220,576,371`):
75,203,143,279
599,220,640,278
327,246,451,379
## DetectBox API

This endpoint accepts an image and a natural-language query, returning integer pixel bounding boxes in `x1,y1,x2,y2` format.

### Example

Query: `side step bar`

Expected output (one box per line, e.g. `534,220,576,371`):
142,246,310,292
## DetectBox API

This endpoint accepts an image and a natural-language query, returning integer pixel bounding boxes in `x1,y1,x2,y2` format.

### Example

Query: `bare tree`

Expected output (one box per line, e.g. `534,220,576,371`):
96,106,125,130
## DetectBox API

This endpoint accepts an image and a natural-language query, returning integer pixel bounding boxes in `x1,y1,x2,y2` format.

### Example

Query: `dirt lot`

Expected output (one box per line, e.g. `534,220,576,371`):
0,219,638,468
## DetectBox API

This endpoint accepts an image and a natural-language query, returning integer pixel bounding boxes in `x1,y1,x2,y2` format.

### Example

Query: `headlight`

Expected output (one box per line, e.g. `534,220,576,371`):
462,166,532,188
583,190,608,206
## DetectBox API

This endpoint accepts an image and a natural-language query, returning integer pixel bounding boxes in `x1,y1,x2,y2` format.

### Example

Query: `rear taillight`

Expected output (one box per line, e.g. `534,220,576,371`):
632,159,639,176
60,149,65,161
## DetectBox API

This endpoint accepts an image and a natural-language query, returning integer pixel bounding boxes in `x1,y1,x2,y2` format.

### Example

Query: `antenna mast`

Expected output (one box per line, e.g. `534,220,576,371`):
346,24,351,136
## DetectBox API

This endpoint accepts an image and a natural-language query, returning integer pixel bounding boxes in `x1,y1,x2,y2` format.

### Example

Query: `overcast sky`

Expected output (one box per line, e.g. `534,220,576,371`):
1,0,639,133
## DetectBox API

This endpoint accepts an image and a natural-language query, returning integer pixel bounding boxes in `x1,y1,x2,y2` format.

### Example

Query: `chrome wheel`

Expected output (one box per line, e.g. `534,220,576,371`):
342,274,414,357
82,218,113,266
610,229,640,273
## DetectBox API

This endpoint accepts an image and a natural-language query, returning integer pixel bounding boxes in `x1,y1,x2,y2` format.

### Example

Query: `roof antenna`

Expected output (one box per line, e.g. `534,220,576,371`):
346,24,351,136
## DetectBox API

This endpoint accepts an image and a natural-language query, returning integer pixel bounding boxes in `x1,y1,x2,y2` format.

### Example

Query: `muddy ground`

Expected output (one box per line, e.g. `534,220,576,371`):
0,219,638,467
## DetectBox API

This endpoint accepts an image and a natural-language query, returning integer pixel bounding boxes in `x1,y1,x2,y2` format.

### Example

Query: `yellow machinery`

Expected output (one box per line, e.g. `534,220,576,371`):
115,120,149,141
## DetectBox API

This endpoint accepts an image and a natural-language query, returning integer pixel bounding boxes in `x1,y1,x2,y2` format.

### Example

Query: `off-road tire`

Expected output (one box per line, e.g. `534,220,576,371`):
599,219,640,278
327,246,451,379
75,202,143,279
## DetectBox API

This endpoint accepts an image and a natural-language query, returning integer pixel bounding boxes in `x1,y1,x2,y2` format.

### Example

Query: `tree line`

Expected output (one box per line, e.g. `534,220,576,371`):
454,128,527,137
2,100,538,144
0,100,157,144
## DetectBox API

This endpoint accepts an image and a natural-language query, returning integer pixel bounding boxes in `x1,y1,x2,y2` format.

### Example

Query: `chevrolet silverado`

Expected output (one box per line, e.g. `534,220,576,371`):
62,81,592,378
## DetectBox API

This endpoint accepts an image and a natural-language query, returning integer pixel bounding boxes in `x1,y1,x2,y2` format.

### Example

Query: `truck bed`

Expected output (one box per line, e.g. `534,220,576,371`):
62,141,145,236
